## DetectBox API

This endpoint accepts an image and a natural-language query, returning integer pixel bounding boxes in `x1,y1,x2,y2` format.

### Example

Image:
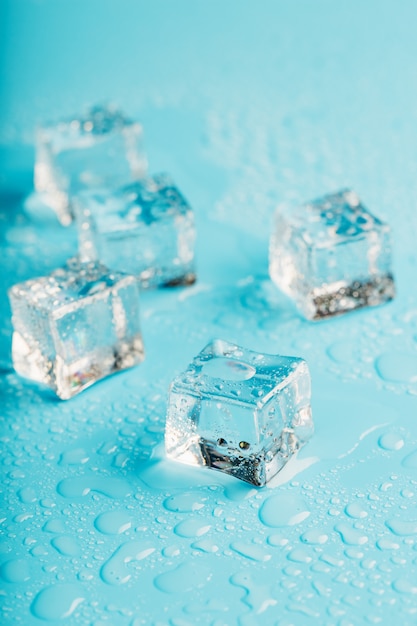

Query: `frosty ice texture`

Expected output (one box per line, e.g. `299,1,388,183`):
165,339,313,487
75,173,196,288
269,189,395,320
8,259,144,399
35,105,147,226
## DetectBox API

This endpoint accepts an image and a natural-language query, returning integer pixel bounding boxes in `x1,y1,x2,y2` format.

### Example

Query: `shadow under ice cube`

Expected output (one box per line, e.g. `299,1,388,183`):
75,173,196,288
8,259,144,399
269,189,395,320
35,105,147,226
165,339,313,487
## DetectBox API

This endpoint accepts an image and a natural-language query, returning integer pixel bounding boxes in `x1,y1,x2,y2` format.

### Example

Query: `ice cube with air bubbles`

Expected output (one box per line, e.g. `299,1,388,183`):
75,173,196,289
269,189,395,320
34,104,147,226
8,258,144,400
165,339,313,487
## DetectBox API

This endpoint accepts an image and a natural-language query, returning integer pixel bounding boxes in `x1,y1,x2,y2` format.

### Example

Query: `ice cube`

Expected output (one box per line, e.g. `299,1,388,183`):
8,258,144,399
34,105,147,226
165,339,313,487
269,189,395,320
75,173,196,289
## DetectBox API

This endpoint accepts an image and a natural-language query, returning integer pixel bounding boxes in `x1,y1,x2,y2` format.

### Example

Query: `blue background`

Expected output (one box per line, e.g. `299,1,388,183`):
2,1,417,624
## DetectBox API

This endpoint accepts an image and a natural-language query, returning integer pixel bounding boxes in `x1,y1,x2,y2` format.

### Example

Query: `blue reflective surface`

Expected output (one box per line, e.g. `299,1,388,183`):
2,1,417,624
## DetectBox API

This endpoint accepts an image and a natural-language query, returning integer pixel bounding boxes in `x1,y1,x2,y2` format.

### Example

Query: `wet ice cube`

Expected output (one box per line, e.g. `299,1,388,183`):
269,189,395,320
34,105,147,226
8,258,144,399
75,173,196,289
165,339,313,487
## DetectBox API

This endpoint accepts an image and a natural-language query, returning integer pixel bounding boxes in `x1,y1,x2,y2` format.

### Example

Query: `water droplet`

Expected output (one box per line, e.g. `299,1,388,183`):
174,519,211,539
402,449,417,469
300,529,328,545
154,562,211,593
287,548,312,563
230,571,277,613
327,340,355,364
43,519,66,534
59,448,89,465
267,533,289,547
0,559,30,583
334,523,368,545
376,537,400,550
100,541,155,585
230,541,271,562
191,539,219,553
202,357,256,381
345,502,368,519
375,352,417,384
17,487,37,504
393,578,417,594
51,535,80,557
378,432,404,451
31,583,85,621
94,511,132,535
57,476,130,499
386,519,417,536
259,493,310,527
163,492,207,513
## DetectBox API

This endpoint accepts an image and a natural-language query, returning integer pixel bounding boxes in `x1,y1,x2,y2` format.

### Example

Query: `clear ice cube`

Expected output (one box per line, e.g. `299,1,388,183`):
75,173,196,289
34,105,147,226
8,258,144,399
165,339,313,487
269,189,395,320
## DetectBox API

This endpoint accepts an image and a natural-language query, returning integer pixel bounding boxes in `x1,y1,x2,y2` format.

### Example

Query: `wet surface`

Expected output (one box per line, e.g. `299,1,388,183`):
2,1,417,623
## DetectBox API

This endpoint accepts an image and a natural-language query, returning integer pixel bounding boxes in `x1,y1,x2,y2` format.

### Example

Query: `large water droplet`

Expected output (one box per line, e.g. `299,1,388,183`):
0,559,30,583
51,535,80,557
59,448,89,465
43,519,66,534
174,518,211,538
230,571,277,613
378,432,404,451
163,492,207,513
94,511,132,535
375,353,417,384
392,578,417,594
31,584,85,621
402,449,417,469
345,502,368,519
386,518,417,536
334,523,368,545
100,541,155,585
300,529,328,545
259,493,310,527
17,487,37,504
57,476,130,499
230,541,271,562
